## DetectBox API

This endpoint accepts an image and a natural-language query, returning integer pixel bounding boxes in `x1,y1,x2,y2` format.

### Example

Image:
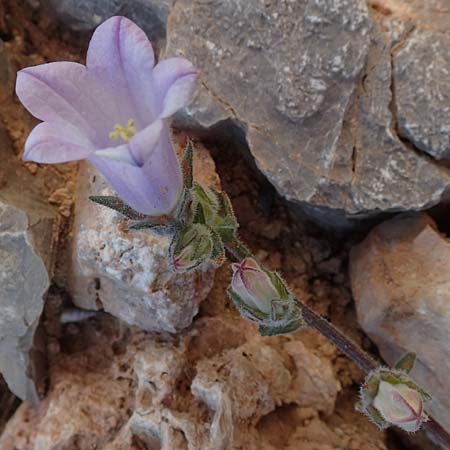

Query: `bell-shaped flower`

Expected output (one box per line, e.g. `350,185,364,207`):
373,380,427,433
16,16,197,216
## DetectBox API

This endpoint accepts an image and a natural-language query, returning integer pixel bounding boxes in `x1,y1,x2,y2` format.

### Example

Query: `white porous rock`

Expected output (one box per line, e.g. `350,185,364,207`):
69,145,218,333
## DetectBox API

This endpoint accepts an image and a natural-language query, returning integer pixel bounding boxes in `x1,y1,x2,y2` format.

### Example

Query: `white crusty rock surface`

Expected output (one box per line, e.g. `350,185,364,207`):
69,143,218,333
350,213,450,433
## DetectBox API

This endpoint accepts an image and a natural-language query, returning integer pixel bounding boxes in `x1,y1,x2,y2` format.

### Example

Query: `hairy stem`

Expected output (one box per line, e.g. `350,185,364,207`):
224,239,450,447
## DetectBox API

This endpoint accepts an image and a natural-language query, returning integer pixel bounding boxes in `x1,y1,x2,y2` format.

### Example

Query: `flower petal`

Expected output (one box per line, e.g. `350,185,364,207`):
86,16,156,127
88,124,183,216
128,119,164,166
16,62,97,141
24,122,94,163
153,58,198,118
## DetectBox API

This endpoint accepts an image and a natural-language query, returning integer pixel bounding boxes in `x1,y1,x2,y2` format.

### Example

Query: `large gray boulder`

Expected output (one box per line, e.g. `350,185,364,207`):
394,28,450,160
165,0,450,227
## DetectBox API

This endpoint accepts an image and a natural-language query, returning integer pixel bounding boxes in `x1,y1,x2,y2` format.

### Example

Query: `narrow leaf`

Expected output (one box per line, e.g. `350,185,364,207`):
89,196,148,220
181,140,194,189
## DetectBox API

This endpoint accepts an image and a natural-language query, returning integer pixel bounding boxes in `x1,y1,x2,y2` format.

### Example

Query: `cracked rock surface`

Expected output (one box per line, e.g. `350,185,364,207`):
393,28,450,160
164,0,450,227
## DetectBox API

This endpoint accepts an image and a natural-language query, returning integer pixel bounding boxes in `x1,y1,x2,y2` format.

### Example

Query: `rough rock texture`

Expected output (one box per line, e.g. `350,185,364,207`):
350,213,450,433
164,0,450,227
394,28,450,160
0,127,58,402
69,143,217,333
0,314,361,450
40,0,174,48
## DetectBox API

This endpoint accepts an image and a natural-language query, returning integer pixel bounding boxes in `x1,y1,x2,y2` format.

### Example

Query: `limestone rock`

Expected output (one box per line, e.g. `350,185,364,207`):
0,316,344,450
350,213,450,432
394,28,450,160
284,340,340,415
0,128,57,402
165,0,450,227
69,143,217,333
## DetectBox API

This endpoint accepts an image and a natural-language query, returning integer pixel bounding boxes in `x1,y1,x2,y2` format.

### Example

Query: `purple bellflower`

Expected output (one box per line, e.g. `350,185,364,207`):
16,16,197,216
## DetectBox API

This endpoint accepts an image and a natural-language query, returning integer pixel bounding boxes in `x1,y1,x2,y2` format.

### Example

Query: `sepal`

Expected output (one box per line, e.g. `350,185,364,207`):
169,223,225,272
89,195,148,220
228,257,304,335
181,140,194,189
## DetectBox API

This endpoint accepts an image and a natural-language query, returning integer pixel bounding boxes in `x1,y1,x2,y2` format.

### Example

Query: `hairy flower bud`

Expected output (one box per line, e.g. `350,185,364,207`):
358,365,430,433
170,223,224,272
373,380,426,432
228,258,303,335
231,257,280,314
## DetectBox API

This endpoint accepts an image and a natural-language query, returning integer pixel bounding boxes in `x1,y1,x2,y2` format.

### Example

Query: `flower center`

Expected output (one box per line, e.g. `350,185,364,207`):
109,119,137,143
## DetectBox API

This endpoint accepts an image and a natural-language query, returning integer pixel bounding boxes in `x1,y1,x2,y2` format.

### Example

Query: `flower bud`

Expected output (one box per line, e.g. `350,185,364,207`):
231,258,280,314
358,367,430,433
373,380,426,432
170,223,224,272
228,257,303,335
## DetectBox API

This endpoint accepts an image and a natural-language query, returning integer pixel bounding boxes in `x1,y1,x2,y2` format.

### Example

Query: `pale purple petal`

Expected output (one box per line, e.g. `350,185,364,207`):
86,16,156,127
24,122,94,163
16,62,96,140
89,125,182,215
128,119,164,166
152,58,197,118
94,146,138,166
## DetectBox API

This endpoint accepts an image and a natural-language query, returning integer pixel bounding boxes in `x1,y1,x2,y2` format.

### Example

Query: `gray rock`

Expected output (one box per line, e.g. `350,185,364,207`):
165,0,450,227
394,28,450,160
69,145,217,333
0,128,57,403
41,0,174,49
350,213,450,433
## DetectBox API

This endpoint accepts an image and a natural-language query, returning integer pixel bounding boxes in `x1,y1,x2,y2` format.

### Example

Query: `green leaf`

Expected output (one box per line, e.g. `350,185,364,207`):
211,191,239,242
394,352,416,374
89,196,148,220
192,182,220,224
181,140,194,189
267,271,290,300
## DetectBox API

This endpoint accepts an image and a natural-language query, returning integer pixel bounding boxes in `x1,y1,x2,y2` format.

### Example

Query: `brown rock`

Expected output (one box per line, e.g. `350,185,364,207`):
350,213,450,433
